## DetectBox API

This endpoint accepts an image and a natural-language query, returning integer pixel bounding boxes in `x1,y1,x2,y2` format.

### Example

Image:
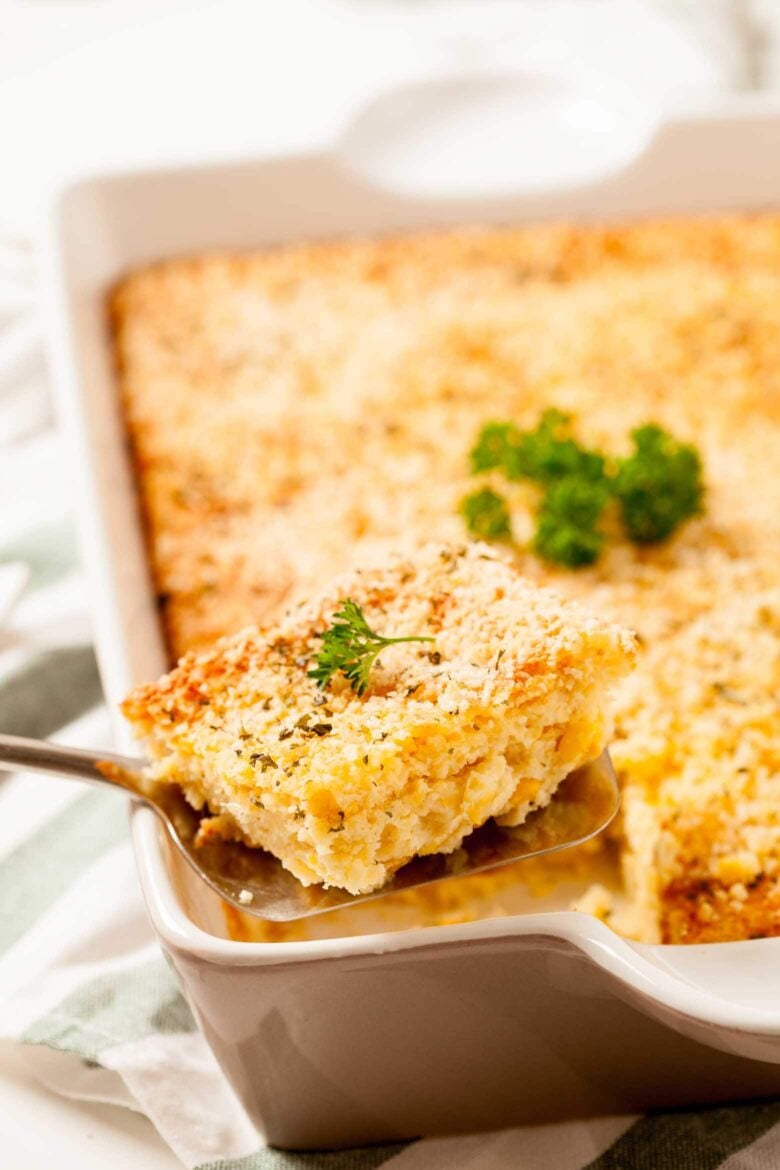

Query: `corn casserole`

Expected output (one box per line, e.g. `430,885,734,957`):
123,542,634,894
112,213,780,944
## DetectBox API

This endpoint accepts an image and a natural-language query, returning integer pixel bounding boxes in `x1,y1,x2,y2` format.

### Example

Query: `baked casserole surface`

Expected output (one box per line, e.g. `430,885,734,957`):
112,214,780,944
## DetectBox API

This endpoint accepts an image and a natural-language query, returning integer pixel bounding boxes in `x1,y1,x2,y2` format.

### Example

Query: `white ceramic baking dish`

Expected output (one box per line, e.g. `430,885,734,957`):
42,75,780,1149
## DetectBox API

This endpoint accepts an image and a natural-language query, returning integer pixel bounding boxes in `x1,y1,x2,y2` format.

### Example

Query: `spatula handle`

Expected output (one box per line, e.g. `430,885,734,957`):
0,731,146,794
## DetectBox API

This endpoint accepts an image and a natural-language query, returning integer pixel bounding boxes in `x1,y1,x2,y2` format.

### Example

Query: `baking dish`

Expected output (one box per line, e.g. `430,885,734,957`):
42,75,780,1148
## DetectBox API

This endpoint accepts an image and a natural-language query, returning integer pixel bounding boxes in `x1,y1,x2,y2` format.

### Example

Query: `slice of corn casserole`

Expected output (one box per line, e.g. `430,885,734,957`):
122,542,635,894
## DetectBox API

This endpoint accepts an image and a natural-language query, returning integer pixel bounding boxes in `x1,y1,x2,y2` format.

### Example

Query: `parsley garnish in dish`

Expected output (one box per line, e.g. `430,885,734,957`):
309,599,435,696
470,410,606,485
612,424,703,544
533,476,609,568
462,411,704,567
469,421,523,475
460,486,512,540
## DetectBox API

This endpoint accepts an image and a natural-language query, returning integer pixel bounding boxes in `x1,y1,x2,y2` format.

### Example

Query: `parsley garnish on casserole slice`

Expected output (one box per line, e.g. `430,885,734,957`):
309,598,434,696
122,542,635,895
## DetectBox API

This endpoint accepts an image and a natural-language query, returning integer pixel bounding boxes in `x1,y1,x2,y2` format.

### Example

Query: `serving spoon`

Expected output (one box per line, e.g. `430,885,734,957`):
0,732,619,922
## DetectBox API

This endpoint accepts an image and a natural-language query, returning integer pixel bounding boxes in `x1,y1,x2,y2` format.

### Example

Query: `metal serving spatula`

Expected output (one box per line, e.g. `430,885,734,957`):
0,732,619,922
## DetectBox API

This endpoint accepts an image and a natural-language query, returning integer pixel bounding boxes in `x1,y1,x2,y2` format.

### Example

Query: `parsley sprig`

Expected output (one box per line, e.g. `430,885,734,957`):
533,475,610,568
612,423,703,544
471,410,606,486
309,599,435,696
461,410,704,567
459,487,512,541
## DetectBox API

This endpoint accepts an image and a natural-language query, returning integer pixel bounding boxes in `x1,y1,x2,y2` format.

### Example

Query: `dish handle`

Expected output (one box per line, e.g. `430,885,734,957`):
334,64,660,201
564,916,780,1062
333,67,780,215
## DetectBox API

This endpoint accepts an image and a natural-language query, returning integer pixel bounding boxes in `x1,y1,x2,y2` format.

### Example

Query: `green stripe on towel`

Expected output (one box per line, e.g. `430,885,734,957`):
195,1144,410,1170
0,520,79,590
0,645,102,739
23,958,195,1058
0,788,127,953
585,1101,780,1170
